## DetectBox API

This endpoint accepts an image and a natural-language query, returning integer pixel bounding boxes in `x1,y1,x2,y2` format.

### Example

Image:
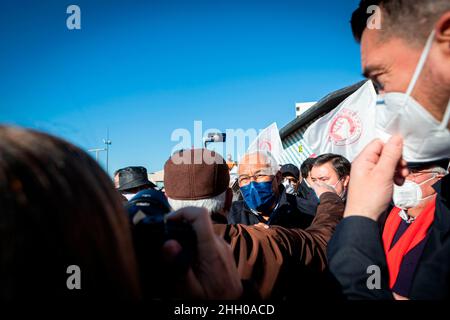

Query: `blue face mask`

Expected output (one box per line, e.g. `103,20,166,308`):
240,181,276,213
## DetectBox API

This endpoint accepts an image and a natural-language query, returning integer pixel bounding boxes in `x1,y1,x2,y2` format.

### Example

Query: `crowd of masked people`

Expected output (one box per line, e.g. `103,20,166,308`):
1,0,450,301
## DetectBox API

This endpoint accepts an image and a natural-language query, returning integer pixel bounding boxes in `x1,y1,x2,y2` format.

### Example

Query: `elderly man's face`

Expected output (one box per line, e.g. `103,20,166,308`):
405,168,445,200
238,153,281,195
360,28,450,128
310,162,349,196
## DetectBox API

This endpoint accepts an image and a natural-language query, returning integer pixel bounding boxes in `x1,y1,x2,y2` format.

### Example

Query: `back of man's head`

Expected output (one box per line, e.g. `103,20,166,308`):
164,149,231,218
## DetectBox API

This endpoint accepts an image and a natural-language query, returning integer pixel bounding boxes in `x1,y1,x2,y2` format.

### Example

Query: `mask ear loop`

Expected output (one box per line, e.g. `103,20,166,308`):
439,98,450,130
406,30,436,97
404,29,450,130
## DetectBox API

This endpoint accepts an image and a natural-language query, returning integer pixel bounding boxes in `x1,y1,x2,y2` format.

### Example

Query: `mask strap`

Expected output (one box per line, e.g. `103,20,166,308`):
406,30,436,97
418,173,438,186
420,193,436,202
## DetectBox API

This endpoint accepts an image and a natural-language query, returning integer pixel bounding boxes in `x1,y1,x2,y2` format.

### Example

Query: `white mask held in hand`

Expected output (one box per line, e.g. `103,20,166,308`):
327,179,346,199
376,30,450,163
393,175,437,210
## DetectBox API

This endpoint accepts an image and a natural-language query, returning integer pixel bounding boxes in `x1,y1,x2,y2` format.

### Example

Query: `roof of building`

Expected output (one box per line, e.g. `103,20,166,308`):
280,80,366,140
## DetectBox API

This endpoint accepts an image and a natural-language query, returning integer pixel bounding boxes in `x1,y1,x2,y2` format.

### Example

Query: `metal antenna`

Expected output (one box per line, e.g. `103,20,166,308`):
103,128,112,174
88,128,112,174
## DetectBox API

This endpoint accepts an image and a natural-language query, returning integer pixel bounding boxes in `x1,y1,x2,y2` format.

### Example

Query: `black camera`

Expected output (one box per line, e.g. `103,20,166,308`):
125,189,197,298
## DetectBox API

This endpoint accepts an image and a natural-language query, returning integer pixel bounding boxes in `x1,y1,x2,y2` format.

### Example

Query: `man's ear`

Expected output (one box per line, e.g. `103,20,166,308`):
273,171,282,193
436,12,450,54
343,175,350,189
224,188,233,213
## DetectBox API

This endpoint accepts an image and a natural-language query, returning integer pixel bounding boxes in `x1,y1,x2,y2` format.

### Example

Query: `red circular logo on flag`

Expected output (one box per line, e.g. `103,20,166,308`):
328,109,362,146
258,140,272,151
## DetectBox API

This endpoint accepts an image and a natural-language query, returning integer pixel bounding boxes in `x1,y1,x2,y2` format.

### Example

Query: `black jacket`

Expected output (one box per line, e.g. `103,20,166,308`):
227,186,314,229
327,174,450,299
296,180,319,217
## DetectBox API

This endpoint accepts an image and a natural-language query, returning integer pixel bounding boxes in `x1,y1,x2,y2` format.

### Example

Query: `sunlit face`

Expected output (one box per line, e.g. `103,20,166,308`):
360,28,450,127
310,162,349,196
238,153,281,195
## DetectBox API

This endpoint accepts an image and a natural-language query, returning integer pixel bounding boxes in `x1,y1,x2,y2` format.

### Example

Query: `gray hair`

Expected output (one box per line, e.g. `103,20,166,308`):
238,150,280,176
430,166,448,175
168,190,227,214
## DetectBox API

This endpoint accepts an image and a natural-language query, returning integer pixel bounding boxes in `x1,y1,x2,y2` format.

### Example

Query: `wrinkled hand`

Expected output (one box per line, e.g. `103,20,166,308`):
344,135,409,221
163,206,243,300
311,181,337,198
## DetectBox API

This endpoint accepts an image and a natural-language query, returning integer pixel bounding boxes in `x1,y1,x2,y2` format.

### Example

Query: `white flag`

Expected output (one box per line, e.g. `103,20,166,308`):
303,81,378,162
247,122,284,164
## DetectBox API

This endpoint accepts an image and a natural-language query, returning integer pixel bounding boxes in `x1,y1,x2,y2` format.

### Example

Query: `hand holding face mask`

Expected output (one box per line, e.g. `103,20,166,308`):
311,181,338,199
282,179,296,195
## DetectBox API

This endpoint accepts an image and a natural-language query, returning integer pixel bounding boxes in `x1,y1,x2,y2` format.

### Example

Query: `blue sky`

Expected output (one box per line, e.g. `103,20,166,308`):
0,0,363,174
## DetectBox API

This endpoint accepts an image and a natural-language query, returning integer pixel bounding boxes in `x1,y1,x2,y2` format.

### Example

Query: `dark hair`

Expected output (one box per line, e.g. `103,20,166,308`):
300,158,316,179
351,0,450,44
0,126,140,300
312,154,351,180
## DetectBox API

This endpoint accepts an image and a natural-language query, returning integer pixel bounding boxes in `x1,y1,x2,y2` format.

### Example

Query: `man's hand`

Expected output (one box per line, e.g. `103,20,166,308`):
311,181,337,198
163,206,243,300
344,135,409,221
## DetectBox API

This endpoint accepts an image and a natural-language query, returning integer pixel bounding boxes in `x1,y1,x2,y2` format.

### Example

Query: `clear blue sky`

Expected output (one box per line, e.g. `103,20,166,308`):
0,0,363,174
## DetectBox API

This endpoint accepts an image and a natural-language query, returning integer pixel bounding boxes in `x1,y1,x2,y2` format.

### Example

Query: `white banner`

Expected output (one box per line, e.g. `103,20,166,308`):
247,122,284,164
303,81,378,162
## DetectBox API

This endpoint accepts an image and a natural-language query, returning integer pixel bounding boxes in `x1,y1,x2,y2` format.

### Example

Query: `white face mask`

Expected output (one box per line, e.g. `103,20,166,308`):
282,179,296,195
124,193,136,201
393,174,437,210
376,30,450,163
326,178,346,199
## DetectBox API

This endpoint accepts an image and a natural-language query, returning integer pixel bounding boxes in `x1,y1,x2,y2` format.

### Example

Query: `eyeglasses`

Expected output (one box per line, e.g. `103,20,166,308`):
238,173,274,186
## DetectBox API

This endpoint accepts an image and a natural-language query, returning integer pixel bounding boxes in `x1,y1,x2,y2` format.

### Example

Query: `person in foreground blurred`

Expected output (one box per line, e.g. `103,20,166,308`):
328,0,450,300
0,126,140,300
228,151,313,228
310,154,351,201
117,166,156,200
0,126,243,301
164,148,232,224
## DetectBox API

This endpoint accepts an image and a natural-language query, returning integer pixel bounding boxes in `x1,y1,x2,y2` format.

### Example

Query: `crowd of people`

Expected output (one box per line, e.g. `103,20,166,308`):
1,0,450,301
